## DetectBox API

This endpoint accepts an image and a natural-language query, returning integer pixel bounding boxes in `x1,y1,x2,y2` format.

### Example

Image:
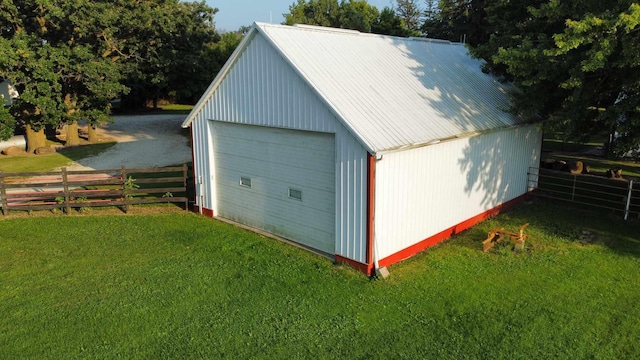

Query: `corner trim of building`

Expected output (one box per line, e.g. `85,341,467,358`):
366,153,376,276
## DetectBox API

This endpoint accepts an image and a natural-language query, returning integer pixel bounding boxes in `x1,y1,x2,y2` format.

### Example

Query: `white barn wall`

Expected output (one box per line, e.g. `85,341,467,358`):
374,124,542,260
189,32,370,263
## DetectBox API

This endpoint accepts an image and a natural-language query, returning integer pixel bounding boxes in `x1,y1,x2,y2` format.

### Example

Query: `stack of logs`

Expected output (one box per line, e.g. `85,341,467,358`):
541,159,623,179
541,159,590,174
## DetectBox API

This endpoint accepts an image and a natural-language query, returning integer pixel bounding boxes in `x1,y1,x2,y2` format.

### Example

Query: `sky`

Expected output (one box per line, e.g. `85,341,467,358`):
206,0,397,32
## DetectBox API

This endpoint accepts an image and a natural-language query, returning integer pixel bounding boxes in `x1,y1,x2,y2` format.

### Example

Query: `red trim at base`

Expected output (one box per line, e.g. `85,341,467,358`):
335,255,370,275
202,208,214,218
378,195,526,268
193,206,214,218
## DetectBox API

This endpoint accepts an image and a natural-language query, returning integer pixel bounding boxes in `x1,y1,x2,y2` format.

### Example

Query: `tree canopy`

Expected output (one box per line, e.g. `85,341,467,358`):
284,0,412,36
468,1,640,157
0,0,226,148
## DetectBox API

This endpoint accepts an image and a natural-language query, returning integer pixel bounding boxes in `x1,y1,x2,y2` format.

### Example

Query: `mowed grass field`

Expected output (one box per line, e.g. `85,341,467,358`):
1,201,640,359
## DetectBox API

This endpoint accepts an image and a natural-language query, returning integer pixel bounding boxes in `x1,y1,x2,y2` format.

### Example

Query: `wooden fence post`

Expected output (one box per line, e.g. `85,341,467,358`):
183,163,188,211
0,171,7,216
62,167,71,214
121,166,129,213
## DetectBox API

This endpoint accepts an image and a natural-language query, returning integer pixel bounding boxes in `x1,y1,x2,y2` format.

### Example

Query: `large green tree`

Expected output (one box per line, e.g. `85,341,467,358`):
0,0,126,148
395,0,422,32
371,7,415,36
285,0,416,35
470,0,640,157
1,0,222,148
284,0,342,28
118,0,220,109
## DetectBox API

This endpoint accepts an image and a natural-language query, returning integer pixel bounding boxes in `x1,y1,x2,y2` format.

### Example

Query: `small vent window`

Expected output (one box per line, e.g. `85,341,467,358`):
288,188,302,201
240,177,252,188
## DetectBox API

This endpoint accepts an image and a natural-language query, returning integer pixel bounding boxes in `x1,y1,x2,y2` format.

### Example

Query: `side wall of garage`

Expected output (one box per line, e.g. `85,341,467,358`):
189,32,370,263
374,124,542,262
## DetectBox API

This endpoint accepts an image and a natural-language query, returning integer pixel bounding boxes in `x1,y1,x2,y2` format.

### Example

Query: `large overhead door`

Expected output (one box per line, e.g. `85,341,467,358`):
210,121,336,254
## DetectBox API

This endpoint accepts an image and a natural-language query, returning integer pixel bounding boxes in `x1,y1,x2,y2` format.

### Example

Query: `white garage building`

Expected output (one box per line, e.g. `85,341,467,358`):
182,23,542,275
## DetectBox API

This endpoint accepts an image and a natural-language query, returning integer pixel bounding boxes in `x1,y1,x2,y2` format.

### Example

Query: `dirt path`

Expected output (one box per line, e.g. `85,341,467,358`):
65,114,192,170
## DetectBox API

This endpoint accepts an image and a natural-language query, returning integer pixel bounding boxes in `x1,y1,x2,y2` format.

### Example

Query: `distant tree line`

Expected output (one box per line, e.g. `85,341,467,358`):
0,0,242,151
284,0,640,158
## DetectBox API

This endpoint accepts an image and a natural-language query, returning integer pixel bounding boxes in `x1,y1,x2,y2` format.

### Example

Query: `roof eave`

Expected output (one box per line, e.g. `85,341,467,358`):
375,120,540,156
181,24,261,128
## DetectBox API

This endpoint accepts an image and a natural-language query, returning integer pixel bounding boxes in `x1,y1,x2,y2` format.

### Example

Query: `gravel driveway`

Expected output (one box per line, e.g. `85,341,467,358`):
65,114,192,170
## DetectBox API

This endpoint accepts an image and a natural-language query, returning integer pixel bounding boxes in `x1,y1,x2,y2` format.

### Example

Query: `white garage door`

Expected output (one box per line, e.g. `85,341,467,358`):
210,121,336,254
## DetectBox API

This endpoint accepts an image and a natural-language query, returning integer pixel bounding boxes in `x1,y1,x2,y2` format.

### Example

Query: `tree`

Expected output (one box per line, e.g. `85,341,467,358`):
118,1,220,109
421,0,488,44
284,0,342,28
470,1,640,157
0,0,127,149
165,1,222,104
0,105,15,141
284,0,414,36
371,7,414,37
395,0,422,33
339,0,379,32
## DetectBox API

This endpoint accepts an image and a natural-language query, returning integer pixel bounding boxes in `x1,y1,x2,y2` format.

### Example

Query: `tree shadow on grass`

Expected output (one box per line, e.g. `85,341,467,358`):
56,142,118,163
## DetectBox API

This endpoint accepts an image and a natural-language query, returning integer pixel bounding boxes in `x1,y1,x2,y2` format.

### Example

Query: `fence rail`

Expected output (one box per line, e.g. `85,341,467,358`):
528,167,640,220
0,165,189,216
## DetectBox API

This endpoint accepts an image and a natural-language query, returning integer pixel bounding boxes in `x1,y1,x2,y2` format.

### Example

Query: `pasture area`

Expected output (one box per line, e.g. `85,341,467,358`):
1,201,640,359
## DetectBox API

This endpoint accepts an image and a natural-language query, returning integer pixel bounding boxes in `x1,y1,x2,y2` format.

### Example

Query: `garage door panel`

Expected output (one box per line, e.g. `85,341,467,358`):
217,197,335,236
211,121,336,254
214,156,334,193
216,179,335,216
216,125,332,152
214,138,335,174
215,168,334,210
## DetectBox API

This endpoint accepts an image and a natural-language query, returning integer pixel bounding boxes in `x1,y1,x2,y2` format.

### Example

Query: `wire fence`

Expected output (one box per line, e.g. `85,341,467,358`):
527,167,640,220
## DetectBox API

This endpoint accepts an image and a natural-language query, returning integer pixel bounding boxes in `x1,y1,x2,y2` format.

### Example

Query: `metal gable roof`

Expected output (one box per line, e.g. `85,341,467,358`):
184,22,527,154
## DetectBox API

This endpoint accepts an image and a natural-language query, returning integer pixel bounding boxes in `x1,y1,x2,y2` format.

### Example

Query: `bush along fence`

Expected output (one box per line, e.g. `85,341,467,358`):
528,167,640,220
0,165,190,215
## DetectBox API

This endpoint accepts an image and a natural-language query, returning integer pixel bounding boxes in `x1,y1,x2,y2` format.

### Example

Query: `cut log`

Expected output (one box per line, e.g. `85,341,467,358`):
1,146,26,156
568,161,583,174
35,146,56,155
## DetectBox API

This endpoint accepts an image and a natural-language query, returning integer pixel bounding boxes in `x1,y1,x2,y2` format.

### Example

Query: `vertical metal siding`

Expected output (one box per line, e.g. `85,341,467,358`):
189,33,369,263
374,124,542,259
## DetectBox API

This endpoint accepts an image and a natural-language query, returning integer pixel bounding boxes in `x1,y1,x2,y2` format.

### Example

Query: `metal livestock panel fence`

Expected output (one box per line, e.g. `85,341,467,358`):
0,165,190,216
527,167,639,220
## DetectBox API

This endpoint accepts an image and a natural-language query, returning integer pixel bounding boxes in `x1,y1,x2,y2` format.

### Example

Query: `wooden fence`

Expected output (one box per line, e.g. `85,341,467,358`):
0,165,189,215
527,167,640,220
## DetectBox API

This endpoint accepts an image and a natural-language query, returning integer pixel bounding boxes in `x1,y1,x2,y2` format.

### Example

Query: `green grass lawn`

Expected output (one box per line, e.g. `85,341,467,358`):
2,201,640,359
542,135,604,153
0,142,117,173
